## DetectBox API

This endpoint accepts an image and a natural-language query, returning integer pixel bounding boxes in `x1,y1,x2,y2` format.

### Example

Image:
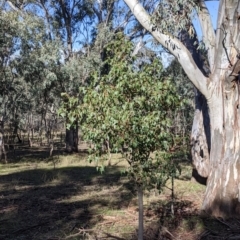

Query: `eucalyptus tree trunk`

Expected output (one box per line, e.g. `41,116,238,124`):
0,120,7,163
123,0,240,217
65,124,78,153
201,77,240,217
191,71,240,216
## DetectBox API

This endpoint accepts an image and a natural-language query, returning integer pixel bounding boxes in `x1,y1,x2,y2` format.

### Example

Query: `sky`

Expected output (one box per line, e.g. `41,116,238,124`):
7,0,220,65
193,1,219,39
68,0,220,55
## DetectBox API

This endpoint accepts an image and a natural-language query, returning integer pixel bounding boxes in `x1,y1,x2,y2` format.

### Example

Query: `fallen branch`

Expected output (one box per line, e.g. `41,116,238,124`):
63,228,96,240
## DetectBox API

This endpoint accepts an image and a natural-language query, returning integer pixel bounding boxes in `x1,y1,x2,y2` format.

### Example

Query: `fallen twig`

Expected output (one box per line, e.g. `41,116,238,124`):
63,228,95,239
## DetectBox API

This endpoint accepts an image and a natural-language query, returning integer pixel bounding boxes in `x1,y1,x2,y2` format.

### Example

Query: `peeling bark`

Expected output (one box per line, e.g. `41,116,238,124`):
191,90,210,178
202,72,240,217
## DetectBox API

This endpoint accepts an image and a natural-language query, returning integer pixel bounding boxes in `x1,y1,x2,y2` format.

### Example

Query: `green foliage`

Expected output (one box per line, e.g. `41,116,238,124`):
1,0,142,155
152,0,199,37
59,92,81,129
60,32,181,191
0,1,93,132
129,151,181,192
0,7,65,135
165,59,194,151
0,10,31,119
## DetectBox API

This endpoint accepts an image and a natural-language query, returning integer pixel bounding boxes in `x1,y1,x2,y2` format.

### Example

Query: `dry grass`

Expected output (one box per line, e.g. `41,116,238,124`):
1,146,240,239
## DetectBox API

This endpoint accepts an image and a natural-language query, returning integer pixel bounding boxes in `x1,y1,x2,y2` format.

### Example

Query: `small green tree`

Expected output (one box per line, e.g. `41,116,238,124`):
60,32,180,240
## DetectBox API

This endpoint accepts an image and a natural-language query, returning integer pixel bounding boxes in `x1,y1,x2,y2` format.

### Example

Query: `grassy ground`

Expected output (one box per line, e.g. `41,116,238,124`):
0,146,240,240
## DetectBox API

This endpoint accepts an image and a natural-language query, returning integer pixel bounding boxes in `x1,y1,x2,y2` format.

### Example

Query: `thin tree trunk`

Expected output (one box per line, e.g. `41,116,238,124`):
0,120,7,163
103,139,111,166
137,185,143,240
28,132,32,147
49,140,54,157
171,174,174,216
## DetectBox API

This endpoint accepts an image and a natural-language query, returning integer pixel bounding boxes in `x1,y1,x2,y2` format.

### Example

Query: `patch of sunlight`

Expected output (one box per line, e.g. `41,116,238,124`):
97,208,128,216
0,163,33,175
173,179,206,193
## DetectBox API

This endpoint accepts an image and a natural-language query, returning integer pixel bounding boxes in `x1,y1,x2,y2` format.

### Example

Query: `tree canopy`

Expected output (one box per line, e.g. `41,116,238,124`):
59,31,182,240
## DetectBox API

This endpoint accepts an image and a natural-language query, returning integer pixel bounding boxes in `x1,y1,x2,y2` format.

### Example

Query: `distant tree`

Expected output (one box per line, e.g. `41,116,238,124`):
166,59,195,149
0,1,64,148
34,0,136,152
1,0,97,151
1,0,154,153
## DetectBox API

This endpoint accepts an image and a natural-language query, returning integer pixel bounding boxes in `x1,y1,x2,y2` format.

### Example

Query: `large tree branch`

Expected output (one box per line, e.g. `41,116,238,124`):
123,0,210,98
197,0,216,71
106,1,114,26
6,1,20,12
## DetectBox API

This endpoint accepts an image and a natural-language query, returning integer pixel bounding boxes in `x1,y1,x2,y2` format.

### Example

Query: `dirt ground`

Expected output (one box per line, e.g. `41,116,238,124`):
1,146,240,240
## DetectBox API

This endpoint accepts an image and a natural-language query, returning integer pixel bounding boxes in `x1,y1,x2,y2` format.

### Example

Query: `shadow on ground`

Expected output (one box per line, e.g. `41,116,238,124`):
1,148,240,240
0,164,135,240
4,144,66,162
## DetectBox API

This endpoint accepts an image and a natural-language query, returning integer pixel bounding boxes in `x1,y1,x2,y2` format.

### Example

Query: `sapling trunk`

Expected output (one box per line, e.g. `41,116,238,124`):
171,174,174,216
138,185,143,240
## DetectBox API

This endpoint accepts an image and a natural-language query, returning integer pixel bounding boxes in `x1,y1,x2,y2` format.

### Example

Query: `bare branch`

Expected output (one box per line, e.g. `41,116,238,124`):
105,1,114,26
132,37,144,56
197,0,216,71
123,0,210,98
6,1,20,12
